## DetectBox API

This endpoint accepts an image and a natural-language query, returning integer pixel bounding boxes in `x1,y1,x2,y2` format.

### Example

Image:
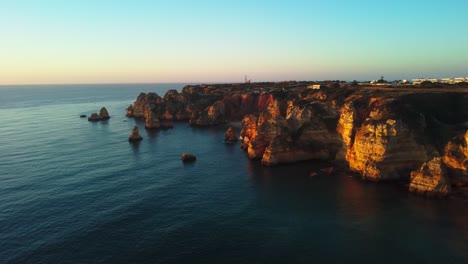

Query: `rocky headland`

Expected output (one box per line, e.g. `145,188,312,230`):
127,82,468,197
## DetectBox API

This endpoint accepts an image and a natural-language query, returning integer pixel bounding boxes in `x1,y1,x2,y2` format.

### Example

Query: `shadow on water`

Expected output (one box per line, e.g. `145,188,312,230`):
182,160,197,168
223,141,240,154
144,128,160,138
129,141,141,153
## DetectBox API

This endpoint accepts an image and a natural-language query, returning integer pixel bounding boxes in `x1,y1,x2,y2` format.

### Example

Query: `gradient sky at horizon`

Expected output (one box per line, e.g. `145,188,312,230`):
1,0,467,85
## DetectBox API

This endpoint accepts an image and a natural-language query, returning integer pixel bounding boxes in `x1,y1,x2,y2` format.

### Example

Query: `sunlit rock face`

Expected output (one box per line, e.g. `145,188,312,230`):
239,96,342,165
132,92,162,119
337,95,429,181
145,106,161,129
260,100,341,166
190,101,227,126
443,130,468,186
242,99,286,160
409,157,451,196
240,114,258,150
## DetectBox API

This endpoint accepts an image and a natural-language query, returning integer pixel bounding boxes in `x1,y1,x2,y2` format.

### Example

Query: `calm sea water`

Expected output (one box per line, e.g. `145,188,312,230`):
0,84,466,264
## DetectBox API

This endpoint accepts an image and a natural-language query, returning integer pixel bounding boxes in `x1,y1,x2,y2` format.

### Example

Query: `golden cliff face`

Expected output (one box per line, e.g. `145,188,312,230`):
240,97,341,165
337,96,428,181
243,100,283,159
409,157,451,196
443,130,468,185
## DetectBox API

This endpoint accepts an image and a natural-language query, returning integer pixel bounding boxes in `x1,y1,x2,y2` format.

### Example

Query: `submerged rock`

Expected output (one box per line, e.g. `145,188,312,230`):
128,126,143,142
181,153,196,162
80,114,87,118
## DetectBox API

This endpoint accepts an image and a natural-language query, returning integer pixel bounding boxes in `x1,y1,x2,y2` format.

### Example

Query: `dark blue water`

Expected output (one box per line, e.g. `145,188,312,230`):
0,84,466,264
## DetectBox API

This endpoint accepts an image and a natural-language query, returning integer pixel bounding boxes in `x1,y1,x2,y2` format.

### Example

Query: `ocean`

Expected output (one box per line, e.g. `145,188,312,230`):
0,84,466,264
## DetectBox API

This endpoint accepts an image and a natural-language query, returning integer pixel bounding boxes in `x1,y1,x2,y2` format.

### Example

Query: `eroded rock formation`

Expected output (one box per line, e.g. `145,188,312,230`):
128,126,143,142
99,107,110,120
443,130,468,186
224,127,238,143
337,96,428,181
88,107,110,122
128,82,468,196
409,157,451,196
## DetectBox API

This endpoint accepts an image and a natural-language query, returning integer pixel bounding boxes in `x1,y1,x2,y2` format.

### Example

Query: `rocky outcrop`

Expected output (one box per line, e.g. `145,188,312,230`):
190,101,227,126
224,127,238,143
126,104,134,117
145,108,161,129
241,99,287,160
128,83,468,196
128,126,143,142
87,107,110,122
443,130,468,186
181,153,196,162
409,157,451,196
241,96,342,166
128,84,294,129
88,113,101,122
337,96,429,181
99,107,110,120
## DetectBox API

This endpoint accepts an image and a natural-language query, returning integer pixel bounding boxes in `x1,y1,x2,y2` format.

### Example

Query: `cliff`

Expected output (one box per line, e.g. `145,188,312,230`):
129,83,468,196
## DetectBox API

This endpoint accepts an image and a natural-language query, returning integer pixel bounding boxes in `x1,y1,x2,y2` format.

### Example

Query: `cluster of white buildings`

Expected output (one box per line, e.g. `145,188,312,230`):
410,77,468,85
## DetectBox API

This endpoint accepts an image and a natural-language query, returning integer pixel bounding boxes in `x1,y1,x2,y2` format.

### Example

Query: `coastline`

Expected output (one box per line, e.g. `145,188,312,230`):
124,81,468,198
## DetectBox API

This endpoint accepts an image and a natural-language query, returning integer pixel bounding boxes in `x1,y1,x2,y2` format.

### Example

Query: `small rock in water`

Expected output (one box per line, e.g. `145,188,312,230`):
80,114,87,118
224,127,239,143
181,153,196,162
128,126,143,142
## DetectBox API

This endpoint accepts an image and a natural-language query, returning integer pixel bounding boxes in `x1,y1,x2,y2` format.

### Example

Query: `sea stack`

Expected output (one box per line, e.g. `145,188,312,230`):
181,153,196,162
128,126,143,142
99,107,110,120
224,127,239,143
87,107,110,122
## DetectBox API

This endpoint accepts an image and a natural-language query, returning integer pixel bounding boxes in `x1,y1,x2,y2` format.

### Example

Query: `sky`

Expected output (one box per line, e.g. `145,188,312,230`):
1,0,467,84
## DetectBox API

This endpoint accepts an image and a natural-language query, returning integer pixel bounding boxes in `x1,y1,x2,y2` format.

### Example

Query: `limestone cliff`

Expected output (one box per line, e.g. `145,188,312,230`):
337,95,429,181
241,93,342,166
409,157,451,196
128,83,468,196
443,130,468,186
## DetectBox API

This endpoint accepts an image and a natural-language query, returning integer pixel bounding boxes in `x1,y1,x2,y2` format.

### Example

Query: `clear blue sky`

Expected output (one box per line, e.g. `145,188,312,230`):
1,0,467,84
